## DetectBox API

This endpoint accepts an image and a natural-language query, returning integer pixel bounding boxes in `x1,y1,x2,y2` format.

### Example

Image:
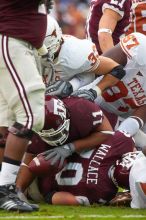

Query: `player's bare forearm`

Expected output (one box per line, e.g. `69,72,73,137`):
98,33,114,53
16,163,36,192
52,192,80,205
16,153,36,192
98,8,121,53
73,131,113,153
96,73,119,92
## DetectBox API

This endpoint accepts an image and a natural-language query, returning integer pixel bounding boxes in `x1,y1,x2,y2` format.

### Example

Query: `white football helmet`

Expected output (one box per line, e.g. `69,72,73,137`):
44,15,63,59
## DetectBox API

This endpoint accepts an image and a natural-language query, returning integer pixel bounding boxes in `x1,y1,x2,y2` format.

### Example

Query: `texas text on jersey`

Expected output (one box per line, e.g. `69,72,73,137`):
95,32,146,118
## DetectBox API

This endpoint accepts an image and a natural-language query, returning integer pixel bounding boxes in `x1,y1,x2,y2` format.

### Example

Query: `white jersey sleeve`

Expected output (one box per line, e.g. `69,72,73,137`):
120,32,146,66
69,72,96,91
57,35,100,81
130,152,146,209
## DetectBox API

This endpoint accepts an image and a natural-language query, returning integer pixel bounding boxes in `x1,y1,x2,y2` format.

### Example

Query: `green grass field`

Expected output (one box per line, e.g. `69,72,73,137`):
0,204,146,220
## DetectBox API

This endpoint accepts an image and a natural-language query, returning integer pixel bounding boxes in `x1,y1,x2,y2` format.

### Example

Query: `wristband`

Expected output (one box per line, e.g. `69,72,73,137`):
98,28,112,35
93,86,102,96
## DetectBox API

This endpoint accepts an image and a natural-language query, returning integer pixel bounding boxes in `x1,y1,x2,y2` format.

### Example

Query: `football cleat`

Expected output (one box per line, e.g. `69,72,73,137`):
0,184,33,212
17,188,39,211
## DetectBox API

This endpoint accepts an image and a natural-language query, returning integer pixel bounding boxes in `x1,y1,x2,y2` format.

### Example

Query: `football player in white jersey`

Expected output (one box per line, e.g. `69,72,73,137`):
110,149,146,209
129,150,146,208
44,15,126,100
74,32,146,149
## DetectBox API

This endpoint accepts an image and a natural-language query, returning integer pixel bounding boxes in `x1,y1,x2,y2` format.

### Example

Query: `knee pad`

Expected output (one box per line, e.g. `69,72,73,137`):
8,122,34,140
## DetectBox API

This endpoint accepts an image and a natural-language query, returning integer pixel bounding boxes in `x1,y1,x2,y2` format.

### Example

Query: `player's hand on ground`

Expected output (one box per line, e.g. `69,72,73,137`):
109,191,131,207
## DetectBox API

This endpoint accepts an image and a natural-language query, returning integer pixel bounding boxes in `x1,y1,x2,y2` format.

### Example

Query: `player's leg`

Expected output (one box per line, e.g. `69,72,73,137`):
0,36,45,211
130,154,146,209
0,92,11,172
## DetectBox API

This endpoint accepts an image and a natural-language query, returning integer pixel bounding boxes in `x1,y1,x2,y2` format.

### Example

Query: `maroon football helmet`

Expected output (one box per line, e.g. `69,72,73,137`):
109,151,140,189
37,95,70,146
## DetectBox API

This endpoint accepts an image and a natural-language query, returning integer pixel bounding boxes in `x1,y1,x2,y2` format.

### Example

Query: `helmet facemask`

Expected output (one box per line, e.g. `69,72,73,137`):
38,118,70,146
44,15,63,59
37,96,70,147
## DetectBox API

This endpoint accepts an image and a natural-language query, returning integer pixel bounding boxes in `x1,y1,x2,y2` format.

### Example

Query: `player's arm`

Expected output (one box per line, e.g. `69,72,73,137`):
48,192,80,205
73,114,114,153
102,43,127,66
46,191,90,206
72,56,126,101
93,56,126,93
42,112,114,168
98,8,121,53
16,152,36,193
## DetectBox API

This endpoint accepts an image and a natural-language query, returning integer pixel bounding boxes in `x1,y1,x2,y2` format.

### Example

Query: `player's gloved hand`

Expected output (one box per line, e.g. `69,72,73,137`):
46,80,73,98
71,86,101,102
42,143,75,168
109,191,131,207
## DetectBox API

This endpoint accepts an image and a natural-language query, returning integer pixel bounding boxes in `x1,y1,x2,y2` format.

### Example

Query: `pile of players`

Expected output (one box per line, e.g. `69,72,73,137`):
0,0,146,212
15,13,146,210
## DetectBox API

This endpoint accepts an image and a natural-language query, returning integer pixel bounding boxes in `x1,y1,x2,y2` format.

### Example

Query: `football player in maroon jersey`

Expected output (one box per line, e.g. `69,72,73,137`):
17,130,135,206
37,131,135,206
0,0,54,212
86,0,131,54
15,94,117,198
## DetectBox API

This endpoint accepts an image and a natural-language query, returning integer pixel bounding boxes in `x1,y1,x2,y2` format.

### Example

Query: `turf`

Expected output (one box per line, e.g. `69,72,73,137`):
0,204,146,220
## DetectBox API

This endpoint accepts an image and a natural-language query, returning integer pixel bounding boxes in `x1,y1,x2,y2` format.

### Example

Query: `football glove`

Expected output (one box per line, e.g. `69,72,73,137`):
46,80,73,98
42,143,75,168
109,191,131,207
71,87,101,102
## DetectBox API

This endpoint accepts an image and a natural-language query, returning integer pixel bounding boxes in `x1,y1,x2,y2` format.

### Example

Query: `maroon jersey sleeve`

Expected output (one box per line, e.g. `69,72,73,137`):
0,0,47,48
53,131,135,204
63,97,104,142
86,0,131,54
